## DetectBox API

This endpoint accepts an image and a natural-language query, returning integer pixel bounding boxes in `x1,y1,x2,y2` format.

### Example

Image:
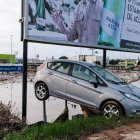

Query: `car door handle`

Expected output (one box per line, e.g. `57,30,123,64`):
71,80,78,84
48,72,53,75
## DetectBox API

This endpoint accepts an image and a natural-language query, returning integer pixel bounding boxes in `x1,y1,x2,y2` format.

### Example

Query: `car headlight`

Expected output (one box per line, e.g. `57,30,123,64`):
125,93,140,102
120,91,140,102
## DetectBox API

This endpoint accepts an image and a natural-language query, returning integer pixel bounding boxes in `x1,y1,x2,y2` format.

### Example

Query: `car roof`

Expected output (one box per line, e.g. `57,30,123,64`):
45,59,97,67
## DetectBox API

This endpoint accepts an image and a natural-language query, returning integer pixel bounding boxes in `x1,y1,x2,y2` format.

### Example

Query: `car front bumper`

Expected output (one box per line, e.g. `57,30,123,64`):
120,98,140,116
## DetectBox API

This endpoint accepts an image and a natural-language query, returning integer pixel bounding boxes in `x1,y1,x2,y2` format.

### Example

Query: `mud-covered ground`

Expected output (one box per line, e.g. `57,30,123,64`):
0,72,34,84
0,70,139,84
86,123,140,140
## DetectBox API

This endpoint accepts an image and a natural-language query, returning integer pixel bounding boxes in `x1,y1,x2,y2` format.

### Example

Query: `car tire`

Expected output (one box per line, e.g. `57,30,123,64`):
35,83,49,101
101,101,123,119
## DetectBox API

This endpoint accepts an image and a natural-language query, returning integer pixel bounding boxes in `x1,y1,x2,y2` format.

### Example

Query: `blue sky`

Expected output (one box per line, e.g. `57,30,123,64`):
0,0,140,60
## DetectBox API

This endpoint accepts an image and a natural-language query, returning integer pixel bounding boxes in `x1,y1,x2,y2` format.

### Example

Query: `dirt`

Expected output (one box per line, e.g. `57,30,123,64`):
84,123,140,140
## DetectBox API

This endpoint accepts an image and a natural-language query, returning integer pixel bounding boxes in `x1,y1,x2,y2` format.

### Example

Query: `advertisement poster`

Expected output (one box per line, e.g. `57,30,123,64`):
24,0,140,51
121,0,140,50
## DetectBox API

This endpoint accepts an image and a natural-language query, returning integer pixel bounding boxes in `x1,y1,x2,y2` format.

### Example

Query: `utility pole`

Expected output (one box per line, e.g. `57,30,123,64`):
10,35,13,64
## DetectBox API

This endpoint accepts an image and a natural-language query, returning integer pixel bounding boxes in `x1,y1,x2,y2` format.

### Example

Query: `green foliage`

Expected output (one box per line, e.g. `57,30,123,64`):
95,61,101,65
59,56,68,59
6,116,140,140
109,59,121,65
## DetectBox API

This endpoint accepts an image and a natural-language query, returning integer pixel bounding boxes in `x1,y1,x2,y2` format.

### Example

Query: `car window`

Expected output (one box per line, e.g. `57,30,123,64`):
97,77,106,86
48,62,70,74
72,64,96,81
90,65,124,84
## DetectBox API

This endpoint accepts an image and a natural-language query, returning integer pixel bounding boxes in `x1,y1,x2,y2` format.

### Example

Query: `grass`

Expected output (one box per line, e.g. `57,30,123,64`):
5,116,140,140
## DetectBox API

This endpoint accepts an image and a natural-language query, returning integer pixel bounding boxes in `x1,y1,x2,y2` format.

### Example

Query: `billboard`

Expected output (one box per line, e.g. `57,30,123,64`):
121,0,140,50
24,0,140,51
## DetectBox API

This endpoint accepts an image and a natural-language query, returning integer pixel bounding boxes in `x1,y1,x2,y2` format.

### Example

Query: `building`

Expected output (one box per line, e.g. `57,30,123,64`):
118,59,138,69
16,58,44,65
0,54,16,64
27,58,44,64
69,55,109,65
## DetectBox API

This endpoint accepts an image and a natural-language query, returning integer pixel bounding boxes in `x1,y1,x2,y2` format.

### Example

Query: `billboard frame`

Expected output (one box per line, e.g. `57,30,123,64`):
21,0,140,123
25,37,140,53
23,0,140,53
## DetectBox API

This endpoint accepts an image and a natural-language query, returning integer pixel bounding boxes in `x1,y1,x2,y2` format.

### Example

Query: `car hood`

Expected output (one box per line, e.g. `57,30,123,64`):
108,82,140,95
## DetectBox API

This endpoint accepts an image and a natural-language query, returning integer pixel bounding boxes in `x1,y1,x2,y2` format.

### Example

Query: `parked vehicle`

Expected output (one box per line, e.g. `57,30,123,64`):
33,59,140,118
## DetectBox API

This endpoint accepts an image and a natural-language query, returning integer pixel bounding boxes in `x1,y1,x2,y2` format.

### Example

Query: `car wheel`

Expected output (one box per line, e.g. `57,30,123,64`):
101,101,123,119
35,83,49,101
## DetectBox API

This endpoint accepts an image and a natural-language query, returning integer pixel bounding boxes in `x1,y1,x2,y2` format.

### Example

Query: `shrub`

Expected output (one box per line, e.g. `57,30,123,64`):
0,102,25,139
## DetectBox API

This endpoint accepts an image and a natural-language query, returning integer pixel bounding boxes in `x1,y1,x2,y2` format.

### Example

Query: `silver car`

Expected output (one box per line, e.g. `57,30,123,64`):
33,59,140,118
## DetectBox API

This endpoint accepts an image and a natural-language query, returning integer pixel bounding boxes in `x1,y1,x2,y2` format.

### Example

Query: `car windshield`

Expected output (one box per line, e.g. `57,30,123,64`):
89,65,126,84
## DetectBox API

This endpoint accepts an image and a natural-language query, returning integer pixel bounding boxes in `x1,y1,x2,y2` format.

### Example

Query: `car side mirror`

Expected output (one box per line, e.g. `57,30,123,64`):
89,79,98,88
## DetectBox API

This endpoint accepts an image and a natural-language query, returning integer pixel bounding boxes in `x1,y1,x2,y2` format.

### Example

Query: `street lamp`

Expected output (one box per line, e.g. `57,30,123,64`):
10,35,13,64
89,49,98,63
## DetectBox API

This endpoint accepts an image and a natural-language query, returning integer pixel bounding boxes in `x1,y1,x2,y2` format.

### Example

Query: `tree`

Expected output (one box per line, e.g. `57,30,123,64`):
59,56,68,59
95,61,101,65
137,60,140,65
109,59,120,65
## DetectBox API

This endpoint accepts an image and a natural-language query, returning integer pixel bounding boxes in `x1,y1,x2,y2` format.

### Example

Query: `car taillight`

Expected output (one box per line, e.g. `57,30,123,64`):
37,63,45,71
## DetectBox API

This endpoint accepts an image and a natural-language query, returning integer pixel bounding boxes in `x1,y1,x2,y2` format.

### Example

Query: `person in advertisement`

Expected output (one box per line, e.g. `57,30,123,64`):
52,0,103,45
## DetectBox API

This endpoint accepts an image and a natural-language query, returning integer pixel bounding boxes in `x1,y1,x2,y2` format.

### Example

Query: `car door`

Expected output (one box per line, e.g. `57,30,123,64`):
66,63,102,107
47,61,71,98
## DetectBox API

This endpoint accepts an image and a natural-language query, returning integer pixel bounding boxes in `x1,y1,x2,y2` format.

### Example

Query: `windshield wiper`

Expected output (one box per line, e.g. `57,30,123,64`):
116,81,127,85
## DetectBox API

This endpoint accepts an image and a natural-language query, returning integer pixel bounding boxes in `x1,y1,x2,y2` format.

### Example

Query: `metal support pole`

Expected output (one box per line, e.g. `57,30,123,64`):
65,100,68,109
22,40,28,123
43,100,47,123
21,0,24,41
92,49,94,63
103,49,106,68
